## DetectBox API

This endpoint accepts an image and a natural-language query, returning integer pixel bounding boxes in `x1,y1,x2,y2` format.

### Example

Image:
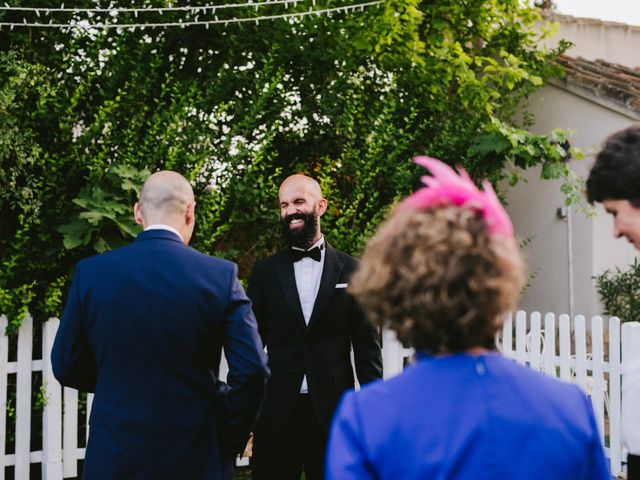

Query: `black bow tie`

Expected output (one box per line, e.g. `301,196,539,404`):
290,245,322,262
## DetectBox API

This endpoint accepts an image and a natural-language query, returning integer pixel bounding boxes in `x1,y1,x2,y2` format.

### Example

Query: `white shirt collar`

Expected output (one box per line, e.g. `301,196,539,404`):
145,224,183,242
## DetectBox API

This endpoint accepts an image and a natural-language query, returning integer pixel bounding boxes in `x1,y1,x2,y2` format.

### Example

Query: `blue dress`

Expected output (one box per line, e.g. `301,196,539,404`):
326,353,610,479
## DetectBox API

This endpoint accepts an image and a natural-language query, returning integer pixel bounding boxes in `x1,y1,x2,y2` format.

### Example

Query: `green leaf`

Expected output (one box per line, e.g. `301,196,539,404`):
93,237,109,253
113,219,141,238
541,161,566,179
58,219,91,250
469,134,511,156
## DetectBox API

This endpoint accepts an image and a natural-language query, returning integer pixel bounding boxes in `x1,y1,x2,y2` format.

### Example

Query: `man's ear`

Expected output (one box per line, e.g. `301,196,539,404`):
134,203,144,226
317,198,328,217
185,201,196,226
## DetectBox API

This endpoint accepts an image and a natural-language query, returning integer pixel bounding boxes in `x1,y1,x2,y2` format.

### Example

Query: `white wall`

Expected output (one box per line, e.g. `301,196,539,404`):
543,13,640,69
507,83,637,317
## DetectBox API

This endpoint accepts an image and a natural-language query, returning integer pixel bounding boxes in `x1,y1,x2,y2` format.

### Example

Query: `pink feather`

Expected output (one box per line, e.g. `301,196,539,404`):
400,156,514,239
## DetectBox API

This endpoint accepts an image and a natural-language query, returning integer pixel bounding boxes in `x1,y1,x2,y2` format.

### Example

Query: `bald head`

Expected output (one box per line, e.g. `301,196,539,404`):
279,174,323,201
134,171,196,244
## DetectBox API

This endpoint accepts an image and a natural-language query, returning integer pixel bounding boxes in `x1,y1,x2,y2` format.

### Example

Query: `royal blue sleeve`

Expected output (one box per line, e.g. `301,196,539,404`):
583,394,613,480
325,390,376,480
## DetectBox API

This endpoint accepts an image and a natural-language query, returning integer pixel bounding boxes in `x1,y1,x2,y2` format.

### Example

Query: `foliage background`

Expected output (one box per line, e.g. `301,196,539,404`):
0,0,573,332
595,259,640,323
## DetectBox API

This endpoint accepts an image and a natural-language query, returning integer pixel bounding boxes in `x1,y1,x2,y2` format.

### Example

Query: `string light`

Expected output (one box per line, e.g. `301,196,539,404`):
0,0,383,30
0,0,305,14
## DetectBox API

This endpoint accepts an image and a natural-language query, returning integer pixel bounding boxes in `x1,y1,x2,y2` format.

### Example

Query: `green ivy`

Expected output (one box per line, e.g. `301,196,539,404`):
1,0,574,329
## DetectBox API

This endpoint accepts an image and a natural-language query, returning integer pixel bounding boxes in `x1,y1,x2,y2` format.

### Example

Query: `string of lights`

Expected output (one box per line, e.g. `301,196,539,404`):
0,0,307,14
0,0,383,29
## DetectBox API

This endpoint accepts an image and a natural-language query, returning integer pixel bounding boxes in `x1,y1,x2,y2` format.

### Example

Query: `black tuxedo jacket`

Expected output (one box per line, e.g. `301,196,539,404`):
247,242,383,435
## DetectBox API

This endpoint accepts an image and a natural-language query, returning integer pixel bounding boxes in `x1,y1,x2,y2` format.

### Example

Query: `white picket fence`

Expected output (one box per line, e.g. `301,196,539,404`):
1,311,640,478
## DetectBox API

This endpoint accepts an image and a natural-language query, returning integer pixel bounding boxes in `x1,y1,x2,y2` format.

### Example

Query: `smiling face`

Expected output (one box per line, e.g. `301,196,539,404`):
278,175,327,249
603,199,640,250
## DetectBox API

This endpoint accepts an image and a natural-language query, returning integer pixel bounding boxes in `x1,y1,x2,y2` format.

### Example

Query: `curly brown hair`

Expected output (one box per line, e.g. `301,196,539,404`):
350,206,525,353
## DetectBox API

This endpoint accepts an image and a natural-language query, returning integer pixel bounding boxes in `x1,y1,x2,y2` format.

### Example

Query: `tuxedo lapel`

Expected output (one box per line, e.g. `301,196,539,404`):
274,253,307,330
307,244,344,332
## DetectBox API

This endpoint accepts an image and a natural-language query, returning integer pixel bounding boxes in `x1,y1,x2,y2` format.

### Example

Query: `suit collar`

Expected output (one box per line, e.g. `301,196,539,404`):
134,229,184,244
144,224,184,242
275,253,306,331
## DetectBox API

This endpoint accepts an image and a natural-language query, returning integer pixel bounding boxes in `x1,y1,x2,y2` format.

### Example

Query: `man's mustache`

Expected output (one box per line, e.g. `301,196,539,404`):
283,213,306,223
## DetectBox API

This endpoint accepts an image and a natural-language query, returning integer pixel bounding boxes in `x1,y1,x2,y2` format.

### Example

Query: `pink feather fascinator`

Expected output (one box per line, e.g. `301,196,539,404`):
399,156,514,240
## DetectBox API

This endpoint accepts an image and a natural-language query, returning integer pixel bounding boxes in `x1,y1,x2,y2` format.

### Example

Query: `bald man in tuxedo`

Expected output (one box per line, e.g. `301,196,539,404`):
247,174,383,480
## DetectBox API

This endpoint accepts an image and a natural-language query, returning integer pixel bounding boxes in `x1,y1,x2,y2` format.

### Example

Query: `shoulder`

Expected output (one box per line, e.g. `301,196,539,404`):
189,247,236,269
331,376,400,437
75,245,128,271
340,375,395,414
326,243,360,266
174,250,244,286
490,356,575,390
488,356,603,450
488,355,592,413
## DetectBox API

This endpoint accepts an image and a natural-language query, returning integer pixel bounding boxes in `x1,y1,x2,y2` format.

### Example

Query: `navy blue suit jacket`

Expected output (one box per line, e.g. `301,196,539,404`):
52,229,269,480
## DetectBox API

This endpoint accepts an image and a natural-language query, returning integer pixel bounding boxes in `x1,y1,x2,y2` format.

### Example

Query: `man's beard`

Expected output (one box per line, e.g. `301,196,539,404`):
280,208,319,250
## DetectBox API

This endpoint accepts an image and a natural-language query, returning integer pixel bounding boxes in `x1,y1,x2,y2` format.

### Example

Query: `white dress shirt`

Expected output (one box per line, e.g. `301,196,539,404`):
292,236,325,393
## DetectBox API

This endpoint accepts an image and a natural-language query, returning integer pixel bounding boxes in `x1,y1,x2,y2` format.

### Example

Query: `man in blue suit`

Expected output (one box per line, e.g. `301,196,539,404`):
52,171,269,480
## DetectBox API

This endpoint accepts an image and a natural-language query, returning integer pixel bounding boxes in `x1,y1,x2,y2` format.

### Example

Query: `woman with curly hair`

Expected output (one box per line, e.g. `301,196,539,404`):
325,158,610,479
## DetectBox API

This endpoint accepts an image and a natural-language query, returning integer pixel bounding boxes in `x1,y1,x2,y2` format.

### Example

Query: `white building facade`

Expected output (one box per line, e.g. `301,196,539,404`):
506,13,640,317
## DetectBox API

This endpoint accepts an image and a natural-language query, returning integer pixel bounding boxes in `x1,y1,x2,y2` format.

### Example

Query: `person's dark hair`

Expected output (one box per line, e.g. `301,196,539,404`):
349,206,525,354
587,125,640,207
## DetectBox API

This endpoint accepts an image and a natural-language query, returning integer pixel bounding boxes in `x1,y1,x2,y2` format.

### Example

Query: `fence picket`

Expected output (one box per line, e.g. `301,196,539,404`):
42,318,63,480
609,316,622,474
86,394,93,444
528,312,542,372
0,315,7,480
543,313,556,377
501,312,513,357
590,316,605,443
382,329,404,379
15,315,33,479
62,388,78,478
514,311,527,365
573,315,588,392
558,314,572,381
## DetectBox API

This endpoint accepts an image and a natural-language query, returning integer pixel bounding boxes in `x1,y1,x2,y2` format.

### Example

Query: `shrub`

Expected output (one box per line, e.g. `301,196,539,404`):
1,1,573,330
594,258,640,323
